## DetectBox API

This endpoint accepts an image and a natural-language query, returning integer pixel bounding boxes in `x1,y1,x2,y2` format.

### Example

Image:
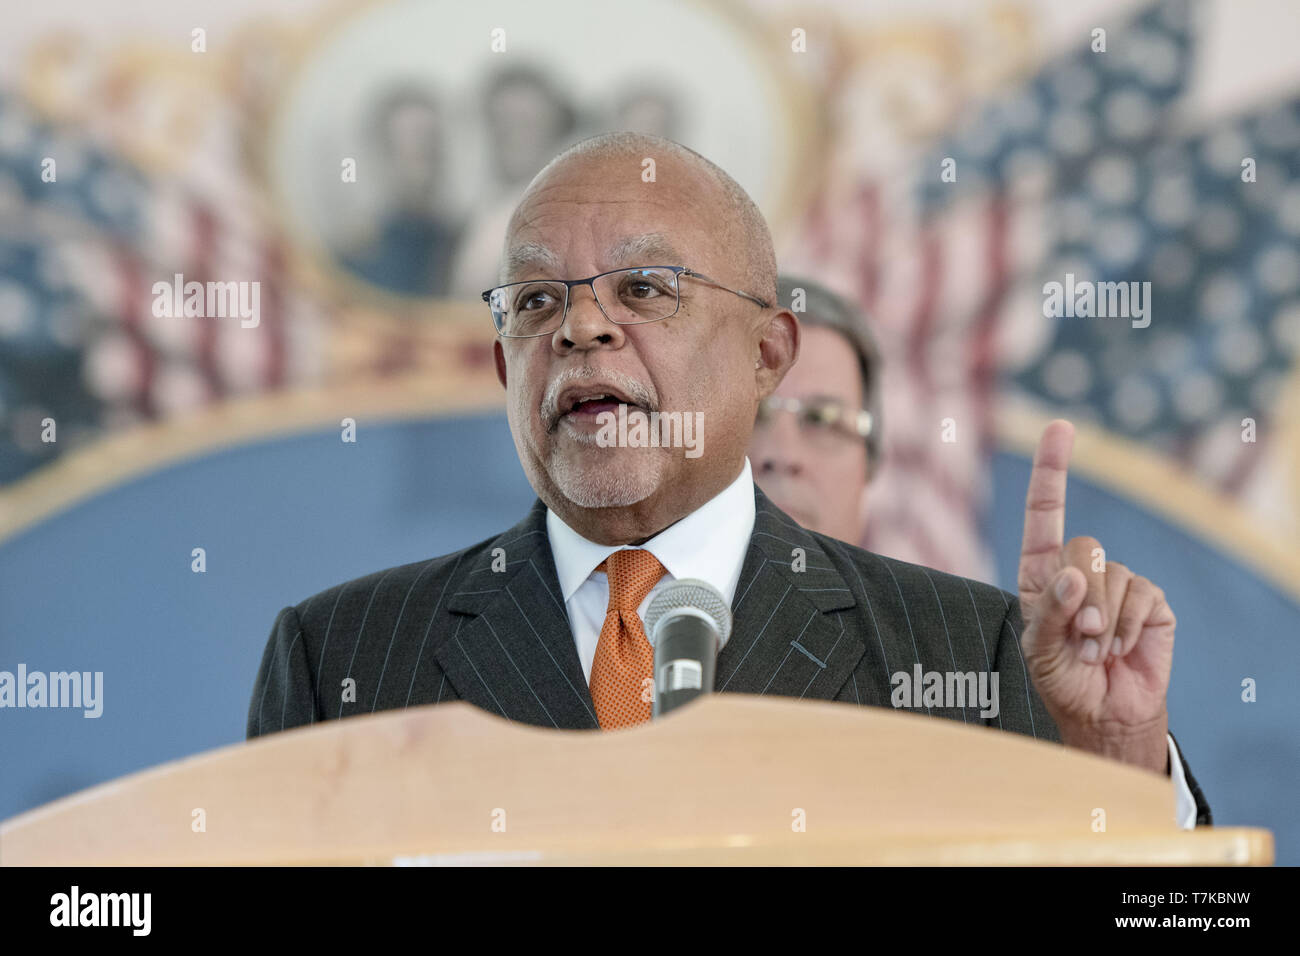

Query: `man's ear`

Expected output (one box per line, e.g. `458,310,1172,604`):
493,340,508,389
755,308,799,398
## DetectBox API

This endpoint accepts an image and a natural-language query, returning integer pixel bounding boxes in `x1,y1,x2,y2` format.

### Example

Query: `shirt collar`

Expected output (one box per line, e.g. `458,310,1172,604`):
546,457,756,604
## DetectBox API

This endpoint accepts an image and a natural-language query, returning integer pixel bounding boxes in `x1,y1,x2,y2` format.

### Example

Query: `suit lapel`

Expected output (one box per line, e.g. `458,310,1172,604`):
717,488,865,702
436,486,864,727
437,501,599,730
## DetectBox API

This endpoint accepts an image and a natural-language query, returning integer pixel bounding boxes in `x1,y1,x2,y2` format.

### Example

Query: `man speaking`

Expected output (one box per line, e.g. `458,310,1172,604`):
248,132,1209,827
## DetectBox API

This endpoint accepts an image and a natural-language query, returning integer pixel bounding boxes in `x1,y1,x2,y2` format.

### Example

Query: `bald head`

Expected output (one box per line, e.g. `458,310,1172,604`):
502,131,777,304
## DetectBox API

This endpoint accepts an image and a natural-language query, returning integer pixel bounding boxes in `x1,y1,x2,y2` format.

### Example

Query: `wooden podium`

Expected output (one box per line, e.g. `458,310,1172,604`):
0,695,1273,865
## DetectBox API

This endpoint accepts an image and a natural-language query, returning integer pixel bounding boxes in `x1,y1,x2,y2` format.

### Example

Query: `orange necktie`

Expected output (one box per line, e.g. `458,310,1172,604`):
590,549,666,730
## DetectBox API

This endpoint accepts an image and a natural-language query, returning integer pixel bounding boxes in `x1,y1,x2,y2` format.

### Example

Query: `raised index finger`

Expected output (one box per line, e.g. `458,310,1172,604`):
1020,419,1076,567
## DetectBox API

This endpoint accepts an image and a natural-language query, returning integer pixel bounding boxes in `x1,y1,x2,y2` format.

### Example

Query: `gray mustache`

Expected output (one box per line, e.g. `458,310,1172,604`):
540,366,657,432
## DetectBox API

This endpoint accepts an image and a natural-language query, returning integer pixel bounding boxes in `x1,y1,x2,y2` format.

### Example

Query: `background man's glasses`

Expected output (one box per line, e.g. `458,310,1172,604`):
755,395,873,446
482,265,769,338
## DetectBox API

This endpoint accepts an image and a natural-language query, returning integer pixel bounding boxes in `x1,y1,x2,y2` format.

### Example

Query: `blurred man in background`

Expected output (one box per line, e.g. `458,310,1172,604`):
614,82,681,141
339,82,460,297
450,64,580,296
483,64,579,189
749,276,883,544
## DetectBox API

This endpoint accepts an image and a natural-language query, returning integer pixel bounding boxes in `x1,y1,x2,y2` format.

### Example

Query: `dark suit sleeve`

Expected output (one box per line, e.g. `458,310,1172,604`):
247,605,318,739
990,594,1059,743
1169,730,1213,826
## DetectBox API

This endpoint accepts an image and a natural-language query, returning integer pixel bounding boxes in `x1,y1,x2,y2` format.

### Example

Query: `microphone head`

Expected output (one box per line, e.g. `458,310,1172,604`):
644,578,732,651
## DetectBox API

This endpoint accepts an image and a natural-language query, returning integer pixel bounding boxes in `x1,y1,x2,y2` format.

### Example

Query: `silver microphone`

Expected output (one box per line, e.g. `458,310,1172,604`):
644,579,732,718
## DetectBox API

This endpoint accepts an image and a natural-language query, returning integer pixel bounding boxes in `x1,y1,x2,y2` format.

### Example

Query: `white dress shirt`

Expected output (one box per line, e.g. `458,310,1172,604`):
544,456,1198,828
547,458,756,685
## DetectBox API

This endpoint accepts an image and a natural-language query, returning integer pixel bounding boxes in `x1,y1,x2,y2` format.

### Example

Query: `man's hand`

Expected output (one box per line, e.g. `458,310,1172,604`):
1018,419,1175,774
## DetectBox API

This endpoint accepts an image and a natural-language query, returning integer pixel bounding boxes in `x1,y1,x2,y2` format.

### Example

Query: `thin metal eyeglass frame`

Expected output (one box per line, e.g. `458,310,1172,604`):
758,395,873,440
481,265,771,338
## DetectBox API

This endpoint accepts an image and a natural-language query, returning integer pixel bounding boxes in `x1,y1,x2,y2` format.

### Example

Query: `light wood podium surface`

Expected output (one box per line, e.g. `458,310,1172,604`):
0,695,1272,865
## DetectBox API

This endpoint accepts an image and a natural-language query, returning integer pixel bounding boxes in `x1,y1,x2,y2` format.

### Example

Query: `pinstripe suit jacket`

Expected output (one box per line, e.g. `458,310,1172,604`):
248,486,1211,824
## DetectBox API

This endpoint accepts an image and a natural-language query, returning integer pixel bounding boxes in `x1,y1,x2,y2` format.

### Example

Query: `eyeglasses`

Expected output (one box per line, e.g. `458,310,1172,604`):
755,395,873,445
481,265,770,338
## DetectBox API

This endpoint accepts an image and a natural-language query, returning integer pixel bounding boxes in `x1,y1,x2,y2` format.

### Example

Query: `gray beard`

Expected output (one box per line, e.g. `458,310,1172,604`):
546,436,666,508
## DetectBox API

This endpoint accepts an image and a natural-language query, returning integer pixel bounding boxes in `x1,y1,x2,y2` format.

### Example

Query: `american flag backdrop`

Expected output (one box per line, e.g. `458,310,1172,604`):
3,0,1296,577
0,90,325,485
785,0,1297,580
